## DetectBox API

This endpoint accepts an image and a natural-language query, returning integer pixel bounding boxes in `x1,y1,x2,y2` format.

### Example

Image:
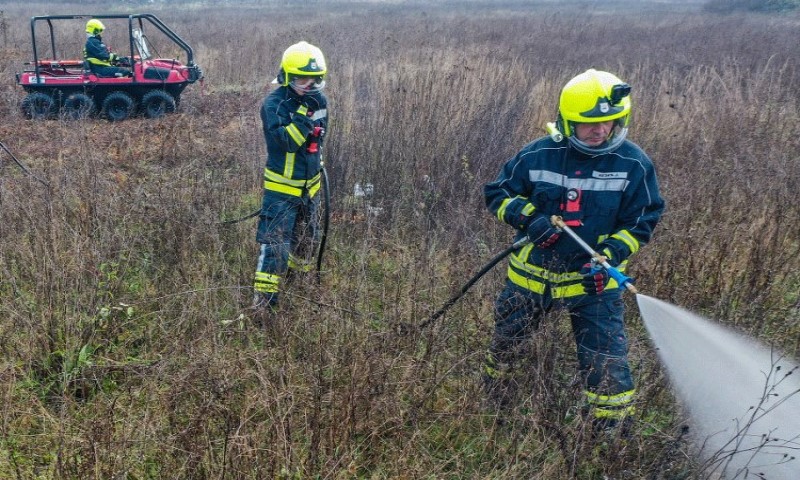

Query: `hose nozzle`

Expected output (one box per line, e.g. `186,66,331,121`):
551,215,638,294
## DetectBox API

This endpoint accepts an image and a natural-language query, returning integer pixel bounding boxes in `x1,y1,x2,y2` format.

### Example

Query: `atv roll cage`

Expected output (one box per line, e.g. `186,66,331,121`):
17,13,203,121
26,13,201,84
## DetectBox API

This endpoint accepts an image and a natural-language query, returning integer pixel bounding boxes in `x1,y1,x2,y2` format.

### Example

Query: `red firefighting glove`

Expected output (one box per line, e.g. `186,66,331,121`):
580,261,609,295
525,214,561,248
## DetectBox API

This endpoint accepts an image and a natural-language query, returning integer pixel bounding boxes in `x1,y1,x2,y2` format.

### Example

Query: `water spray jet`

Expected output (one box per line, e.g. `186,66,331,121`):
637,295,800,479
552,216,800,477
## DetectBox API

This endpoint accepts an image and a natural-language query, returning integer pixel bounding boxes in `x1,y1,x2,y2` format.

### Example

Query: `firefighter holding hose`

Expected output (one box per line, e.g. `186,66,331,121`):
252,41,328,315
482,69,665,436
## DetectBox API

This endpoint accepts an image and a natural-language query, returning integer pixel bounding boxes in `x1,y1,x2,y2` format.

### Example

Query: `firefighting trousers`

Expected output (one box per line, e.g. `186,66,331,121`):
254,192,319,296
488,281,634,403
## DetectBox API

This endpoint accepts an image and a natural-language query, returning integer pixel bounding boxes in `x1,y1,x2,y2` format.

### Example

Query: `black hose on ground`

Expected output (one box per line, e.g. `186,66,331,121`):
418,237,529,330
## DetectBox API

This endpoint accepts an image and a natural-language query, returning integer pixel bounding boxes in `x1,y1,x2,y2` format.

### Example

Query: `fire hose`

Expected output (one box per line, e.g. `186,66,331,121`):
418,236,530,329
0,139,50,188
315,163,331,283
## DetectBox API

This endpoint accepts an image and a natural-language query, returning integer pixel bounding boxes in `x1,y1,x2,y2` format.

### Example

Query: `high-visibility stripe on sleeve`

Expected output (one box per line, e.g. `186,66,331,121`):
610,229,640,255
286,123,306,146
496,198,514,222
520,203,535,216
496,196,533,224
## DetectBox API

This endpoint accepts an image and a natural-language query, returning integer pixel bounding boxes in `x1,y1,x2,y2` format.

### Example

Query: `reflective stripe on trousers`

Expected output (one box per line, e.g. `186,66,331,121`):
254,192,319,294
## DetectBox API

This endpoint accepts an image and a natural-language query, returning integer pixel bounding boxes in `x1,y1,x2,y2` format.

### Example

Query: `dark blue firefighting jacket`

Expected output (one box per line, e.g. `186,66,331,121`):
260,86,328,198
83,35,115,66
485,136,665,298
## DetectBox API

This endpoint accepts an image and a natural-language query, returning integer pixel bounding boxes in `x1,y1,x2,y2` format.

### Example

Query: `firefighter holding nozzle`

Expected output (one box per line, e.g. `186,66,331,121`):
483,69,665,436
252,41,328,315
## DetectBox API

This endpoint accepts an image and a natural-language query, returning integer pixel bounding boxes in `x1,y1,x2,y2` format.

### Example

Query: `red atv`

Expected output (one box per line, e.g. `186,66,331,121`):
16,14,203,121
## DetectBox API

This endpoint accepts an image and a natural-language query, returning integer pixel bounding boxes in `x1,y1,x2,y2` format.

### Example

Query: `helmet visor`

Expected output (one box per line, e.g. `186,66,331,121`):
289,75,326,94
567,123,628,155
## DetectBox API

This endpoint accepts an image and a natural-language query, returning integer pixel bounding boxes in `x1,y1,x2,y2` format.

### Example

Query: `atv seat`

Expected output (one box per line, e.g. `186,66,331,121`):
87,62,132,78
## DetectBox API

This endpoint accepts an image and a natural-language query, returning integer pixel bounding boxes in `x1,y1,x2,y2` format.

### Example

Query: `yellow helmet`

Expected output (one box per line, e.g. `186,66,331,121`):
86,19,105,36
277,41,327,93
557,69,631,154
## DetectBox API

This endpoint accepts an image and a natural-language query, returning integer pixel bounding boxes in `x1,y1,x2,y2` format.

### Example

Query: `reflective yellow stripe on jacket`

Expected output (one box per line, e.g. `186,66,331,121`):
496,196,535,224
85,57,112,67
285,124,306,147
263,168,321,198
612,230,640,256
507,244,626,298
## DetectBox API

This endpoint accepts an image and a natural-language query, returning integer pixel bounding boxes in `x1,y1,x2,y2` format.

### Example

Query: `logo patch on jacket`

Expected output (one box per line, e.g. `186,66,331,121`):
593,171,627,179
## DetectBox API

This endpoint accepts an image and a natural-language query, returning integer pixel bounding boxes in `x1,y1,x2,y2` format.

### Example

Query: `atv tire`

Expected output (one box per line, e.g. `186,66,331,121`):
63,93,95,120
102,91,135,122
21,92,56,120
141,90,176,119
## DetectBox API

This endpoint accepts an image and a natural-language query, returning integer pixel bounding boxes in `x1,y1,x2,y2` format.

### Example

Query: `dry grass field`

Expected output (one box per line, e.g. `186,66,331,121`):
1,0,799,478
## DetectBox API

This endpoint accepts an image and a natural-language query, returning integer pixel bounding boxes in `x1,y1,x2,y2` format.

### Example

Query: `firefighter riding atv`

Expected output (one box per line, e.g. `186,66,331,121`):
16,14,203,121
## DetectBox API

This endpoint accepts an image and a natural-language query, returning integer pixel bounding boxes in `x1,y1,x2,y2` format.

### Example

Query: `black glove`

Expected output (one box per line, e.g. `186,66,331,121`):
580,261,609,295
291,109,314,137
525,214,561,248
